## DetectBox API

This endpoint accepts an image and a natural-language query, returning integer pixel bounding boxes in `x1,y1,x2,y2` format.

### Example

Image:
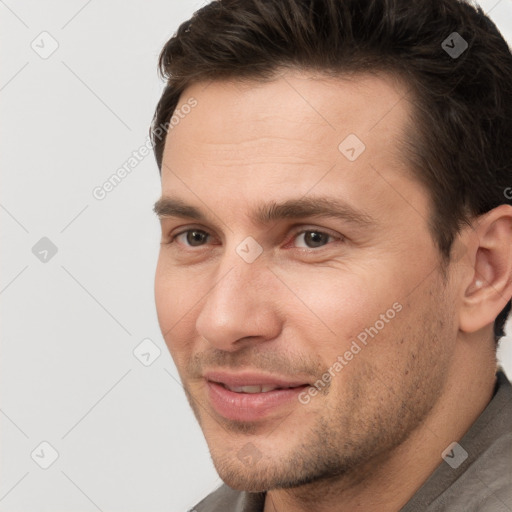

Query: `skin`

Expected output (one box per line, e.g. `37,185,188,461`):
154,71,512,512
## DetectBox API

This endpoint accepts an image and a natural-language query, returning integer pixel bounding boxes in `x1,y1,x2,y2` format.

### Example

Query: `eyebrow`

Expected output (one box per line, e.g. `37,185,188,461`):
153,195,375,228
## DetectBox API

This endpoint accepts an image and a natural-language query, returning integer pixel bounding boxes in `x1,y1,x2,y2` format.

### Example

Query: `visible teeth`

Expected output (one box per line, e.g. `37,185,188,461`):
224,384,281,393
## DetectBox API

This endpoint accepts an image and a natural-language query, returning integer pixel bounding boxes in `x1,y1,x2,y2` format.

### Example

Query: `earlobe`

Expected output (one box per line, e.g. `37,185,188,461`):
459,205,512,335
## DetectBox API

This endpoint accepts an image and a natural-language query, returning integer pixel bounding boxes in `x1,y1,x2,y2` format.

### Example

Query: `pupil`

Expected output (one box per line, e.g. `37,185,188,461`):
188,230,206,246
305,231,327,248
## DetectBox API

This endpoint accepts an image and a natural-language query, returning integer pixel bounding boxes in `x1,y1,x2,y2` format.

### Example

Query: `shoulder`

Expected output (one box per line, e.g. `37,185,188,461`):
189,484,246,512
402,370,512,512
430,431,512,511
428,370,512,511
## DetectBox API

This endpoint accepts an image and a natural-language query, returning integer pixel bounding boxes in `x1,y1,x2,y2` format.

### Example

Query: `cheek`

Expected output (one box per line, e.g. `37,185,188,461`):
282,265,398,350
154,257,194,341
154,257,211,366
154,258,173,331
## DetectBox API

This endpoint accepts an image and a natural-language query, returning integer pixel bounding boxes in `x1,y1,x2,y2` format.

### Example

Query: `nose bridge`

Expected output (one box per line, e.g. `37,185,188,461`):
204,244,263,319
195,242,278,348
212,254,255,306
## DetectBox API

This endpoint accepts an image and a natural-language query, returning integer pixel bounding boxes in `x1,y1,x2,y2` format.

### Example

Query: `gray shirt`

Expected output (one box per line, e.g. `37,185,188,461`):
190,370,512,512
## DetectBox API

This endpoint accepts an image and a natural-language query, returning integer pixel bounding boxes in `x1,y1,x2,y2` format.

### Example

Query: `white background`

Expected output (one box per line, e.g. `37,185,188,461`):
1,1,511,511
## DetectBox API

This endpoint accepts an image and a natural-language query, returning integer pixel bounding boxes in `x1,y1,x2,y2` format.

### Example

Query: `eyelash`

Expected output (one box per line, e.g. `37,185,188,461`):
164,226,343,251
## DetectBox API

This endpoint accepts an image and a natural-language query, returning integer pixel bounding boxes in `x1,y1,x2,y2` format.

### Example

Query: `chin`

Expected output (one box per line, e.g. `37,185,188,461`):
218,471,270,492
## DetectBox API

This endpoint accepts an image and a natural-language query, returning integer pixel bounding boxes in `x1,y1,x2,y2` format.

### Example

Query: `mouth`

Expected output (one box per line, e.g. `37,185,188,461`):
203,371,312,422
215,382,307,393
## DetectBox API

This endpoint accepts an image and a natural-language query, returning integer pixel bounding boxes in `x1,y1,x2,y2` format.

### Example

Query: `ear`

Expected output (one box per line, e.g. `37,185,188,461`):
459,204,512,335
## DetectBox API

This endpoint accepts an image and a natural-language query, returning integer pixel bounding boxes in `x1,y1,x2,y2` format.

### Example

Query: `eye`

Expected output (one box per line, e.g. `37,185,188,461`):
292,230,338,249
174,229,211,247
165,227,342,251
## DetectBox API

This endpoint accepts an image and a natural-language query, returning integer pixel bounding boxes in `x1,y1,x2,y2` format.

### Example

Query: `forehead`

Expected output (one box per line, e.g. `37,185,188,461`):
162,70,412,167
159,71,428,230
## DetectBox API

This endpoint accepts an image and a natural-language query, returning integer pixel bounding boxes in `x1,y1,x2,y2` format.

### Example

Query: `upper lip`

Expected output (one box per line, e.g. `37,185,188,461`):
204,371,311,388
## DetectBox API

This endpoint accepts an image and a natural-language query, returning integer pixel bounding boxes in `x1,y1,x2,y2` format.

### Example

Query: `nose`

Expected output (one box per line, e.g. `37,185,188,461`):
195,250,281,351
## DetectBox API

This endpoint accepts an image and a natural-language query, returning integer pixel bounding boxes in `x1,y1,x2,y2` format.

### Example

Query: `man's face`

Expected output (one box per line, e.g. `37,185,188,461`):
154,72,459,492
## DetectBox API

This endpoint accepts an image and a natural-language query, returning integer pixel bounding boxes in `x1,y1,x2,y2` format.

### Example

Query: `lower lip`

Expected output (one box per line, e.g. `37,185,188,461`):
206,380,309,422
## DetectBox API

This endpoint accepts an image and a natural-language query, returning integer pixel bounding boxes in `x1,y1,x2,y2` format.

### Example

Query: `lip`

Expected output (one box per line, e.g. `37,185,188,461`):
204,370,311,389
204,371,311,422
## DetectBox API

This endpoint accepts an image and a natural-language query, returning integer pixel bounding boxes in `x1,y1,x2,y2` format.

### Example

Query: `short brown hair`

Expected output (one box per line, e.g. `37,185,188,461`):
151,0,512,341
